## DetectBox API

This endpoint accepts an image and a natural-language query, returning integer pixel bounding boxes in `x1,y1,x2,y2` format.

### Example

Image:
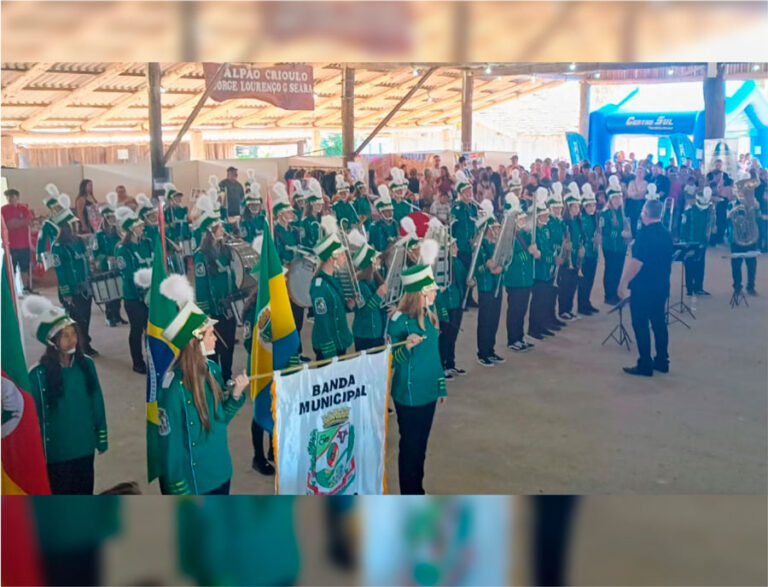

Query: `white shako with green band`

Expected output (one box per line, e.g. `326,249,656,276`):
159,274,218,349
22,295,76,346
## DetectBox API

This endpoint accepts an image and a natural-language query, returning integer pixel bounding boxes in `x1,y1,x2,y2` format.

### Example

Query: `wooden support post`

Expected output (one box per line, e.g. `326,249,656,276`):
461,70,473,153
297,141,305,156
189,130,205,160
147,63,168,197
341,66,355,163
579,80,591,138
703,62,726,140
1,134,17,167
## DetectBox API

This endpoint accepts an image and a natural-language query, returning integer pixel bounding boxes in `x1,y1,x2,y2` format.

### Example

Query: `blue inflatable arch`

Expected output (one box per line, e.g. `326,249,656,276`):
577,81,768,168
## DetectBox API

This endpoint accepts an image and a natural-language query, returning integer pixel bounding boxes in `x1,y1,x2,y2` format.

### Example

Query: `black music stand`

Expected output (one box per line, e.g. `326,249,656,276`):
602,296,632,351
730,288,749,308
669,242,700,320
666,245,692,329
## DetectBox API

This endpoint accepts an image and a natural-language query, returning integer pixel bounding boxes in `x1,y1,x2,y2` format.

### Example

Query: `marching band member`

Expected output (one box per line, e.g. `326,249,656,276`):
546,184,568,330
436,236,467,379
192,198,238,381
369,186,398,252
600,176,629,305
115,206,152,373
728,173,760,296
51,197,97,356
352,175,373,233
332,174,359,229
24,296,108,494
558,183,582,321
36,183,65,266
240,183,267,243
505,205,536,352
301,183,325,249
474,210,505,366
93,192,125,327
390,167,413,222
387,250,446,495
163,183,192,248
157,274,248,495
310,216,354,359
577,184,600,315
273,187,307,357
347,229,387,351
528,190,556,341
507,168,523,200
680,187,714,296
135,193,159,241
399,215,422,267
452,171,478,307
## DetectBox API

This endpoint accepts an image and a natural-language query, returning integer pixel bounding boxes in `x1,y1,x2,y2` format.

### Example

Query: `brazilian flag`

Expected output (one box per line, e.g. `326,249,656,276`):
250,228,300,433
145,233,178,482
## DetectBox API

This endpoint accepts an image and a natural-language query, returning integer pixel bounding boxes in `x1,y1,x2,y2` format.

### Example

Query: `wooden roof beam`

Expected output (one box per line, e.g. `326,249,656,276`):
1,62,53,101
21,62,132,131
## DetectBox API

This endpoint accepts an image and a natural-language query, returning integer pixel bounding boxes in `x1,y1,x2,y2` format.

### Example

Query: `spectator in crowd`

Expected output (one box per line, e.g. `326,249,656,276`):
509,154,520,170
115,185,137,210
429,191,453,224
574,162,591,187
604,161,614,176
2,188,34,292
75,179,98,234
420,168,437,210
620,162,635,186
651,164,671,200
438,166,454,196
408,168,421,196
627,165,649,237
476,171,496,205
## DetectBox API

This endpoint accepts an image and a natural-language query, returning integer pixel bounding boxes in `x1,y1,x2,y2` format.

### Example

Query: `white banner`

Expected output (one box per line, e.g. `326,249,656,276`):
273,348,391,495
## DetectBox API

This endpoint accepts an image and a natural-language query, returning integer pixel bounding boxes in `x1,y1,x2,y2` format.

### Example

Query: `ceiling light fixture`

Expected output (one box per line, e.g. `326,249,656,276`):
569,63,576,71
485,64,492,75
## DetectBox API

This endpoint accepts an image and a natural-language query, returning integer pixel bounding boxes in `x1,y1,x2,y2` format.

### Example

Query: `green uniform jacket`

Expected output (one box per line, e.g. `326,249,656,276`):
503,230,534,288
681,205,710,245
354,197,373,231
352,279,384,339
116,239,152,301
310,271,353,357
451,201,478,254
164,205,192,243
474,238,502,293
194,249,236,317
581,212,599,258
393,199,413,223
33,497,119,554
387,310,446,406
600,208,627,253
274,222,299,265
240,211,267,243
547,216,565,252
333,201,359,229
565,216,584,267
93,228,120,272
51,239,91,298
301,214,321,249
369,219,398,252
533,223,555,282
436,255,467,318
36,219,59,261
158,361,245,495
29,357,108,464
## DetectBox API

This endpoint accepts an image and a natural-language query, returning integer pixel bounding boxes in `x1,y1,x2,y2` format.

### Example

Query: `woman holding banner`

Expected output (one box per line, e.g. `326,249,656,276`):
156,274,248,495
386,242,446,495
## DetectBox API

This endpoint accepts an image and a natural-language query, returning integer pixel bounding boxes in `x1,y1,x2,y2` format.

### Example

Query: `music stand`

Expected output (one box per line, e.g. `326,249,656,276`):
666,244,692,329
723,251,760,309
669,242,699,319
602,296,632,351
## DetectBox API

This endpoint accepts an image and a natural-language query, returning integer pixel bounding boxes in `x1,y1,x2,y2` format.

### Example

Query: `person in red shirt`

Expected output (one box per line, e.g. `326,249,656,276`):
2,188,35,292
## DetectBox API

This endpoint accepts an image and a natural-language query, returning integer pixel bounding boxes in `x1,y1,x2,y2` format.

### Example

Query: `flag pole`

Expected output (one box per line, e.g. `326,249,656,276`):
2,217,18,311
157,201,168,271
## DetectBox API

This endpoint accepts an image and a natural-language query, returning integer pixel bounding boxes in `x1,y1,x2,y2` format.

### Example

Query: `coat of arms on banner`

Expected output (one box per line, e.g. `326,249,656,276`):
306,407,356,495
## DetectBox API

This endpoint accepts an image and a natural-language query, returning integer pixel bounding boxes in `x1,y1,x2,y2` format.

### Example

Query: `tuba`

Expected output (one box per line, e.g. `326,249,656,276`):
729,178,760,248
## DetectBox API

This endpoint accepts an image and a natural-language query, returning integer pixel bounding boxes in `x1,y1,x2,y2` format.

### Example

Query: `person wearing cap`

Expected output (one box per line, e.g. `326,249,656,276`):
156,275,248,495
332,174,359,230
577,185,600,315
600,177,629,305
559,184,584,321
451,171,479,307
546,184,568,330
240,184,267,243
527,194,557,341
36,184,65,269
310,229,354,359
389,168,413,223
93,192,126,327
51,205,97,357
352,177,373,233
115,206,153,374
219,166,245,226
163,183,192,249
473,214,505,366
436,237,467,380
680,187,714,296
387,257,446,495
24,296,108,494
504,210,536,352
193,208,238,382
369,187,398,252
348,233,387,351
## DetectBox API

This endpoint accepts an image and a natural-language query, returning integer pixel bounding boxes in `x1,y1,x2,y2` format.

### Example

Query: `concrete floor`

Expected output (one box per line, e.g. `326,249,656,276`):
20,247,767,494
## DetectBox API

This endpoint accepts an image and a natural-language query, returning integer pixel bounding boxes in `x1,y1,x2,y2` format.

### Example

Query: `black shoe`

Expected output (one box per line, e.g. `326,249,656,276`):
695,290,711,296
623,365,653,377
747,288,758,296
587,305,600,313
133,364,147,375
466,299,479,308
507,341,529,352
578,308,593,316
527,332,545,340
653,361,669,374
252,458,275,476
540,329,555,337
489,353,506,364
686,291,694,297
300,355,312,362
85,346,99,357
118,317,129,325
476,356,495,367
453,367,467,375
553,319,568,327
547,324,562,331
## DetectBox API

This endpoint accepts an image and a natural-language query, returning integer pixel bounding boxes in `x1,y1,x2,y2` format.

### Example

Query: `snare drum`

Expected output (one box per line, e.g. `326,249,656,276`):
89,270,123,304
228,239,260,289
287,253,319,308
